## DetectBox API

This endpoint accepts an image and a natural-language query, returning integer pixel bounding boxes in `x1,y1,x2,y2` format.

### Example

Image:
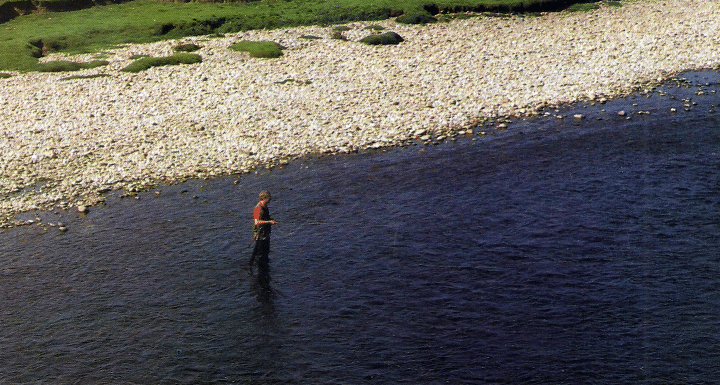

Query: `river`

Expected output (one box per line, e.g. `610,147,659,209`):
1,70,719,384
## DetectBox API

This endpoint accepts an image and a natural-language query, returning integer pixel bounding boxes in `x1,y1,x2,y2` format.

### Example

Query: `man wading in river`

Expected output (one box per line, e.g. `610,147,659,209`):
249,190,276,285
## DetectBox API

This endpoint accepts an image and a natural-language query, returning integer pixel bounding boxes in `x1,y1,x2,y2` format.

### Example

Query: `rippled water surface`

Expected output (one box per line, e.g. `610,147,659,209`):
2,71,720,384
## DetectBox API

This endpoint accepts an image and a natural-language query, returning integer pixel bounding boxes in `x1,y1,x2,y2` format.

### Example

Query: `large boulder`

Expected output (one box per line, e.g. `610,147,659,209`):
359,32,404,46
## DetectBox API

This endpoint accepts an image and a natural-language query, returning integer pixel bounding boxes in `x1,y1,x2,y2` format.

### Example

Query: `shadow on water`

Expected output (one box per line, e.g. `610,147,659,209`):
250,252,281,302
1,70,720,384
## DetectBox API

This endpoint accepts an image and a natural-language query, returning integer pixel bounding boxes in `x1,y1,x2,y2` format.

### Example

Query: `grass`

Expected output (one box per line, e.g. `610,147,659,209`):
0,0,607,72
174,43,201,52
566,0,622,12
331,31,348,40
0,0,98,7
396,12,438,24
229,40,285,58
120,52,202,72
566,3,600,11
60,73,113,80
36,59,109,72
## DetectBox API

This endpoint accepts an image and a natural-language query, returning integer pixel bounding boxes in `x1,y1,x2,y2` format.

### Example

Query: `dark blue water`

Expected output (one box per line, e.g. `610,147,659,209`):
2,71,720,384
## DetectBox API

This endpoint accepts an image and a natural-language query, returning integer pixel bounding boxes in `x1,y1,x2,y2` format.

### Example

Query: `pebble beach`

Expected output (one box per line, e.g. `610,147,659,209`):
1,0,719,228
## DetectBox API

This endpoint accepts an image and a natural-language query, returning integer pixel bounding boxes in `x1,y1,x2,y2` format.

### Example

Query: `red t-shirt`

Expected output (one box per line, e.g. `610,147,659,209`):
253,202,264,221
252,201,271,240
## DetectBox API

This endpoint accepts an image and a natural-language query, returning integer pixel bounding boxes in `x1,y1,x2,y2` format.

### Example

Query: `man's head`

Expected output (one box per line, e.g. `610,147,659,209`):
259,190,271,202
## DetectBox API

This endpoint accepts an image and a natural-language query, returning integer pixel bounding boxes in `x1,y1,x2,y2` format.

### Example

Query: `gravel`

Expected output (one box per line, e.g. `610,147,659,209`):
1,0,719,228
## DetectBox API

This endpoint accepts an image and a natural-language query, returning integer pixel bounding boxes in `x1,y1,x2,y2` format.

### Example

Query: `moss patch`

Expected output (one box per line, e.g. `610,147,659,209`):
60,73,112,81
229,41,284,58
36,59,109,73
0,73,12,78
566,3,601,12
396,12,437,24
120,53,202,72
364,25,385,31
360,32,404,45
331,31,347,40
274,78,312,85
174,43,201,52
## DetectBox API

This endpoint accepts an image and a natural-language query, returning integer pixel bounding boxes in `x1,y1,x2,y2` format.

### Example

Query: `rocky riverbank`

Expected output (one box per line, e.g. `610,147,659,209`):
1,0,719,228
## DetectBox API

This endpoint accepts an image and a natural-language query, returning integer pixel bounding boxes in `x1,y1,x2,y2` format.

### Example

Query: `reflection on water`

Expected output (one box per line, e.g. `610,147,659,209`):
1,71,720,384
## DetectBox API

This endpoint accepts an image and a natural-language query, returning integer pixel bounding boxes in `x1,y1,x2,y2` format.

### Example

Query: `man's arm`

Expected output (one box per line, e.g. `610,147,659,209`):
253,205,276,225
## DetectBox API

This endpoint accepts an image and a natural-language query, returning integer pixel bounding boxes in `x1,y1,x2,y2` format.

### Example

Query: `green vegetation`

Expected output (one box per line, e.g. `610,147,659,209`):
360,31,405,45
566,3,600,11
274,78,312,85
331,25,352,39
174,43,201,52
395,12,438,24
229,41,284,58
0,0,611,72
331,31,348,40
36,59,109,72
566,0,621,12
120,53,202,72
0,72,12,78
60,73,113,81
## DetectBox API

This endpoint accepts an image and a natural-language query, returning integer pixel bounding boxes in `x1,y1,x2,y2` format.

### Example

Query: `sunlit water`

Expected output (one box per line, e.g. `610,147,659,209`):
2,71,719,384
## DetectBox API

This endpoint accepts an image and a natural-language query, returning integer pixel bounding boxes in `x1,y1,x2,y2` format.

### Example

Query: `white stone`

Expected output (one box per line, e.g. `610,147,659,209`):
1,0,720,225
